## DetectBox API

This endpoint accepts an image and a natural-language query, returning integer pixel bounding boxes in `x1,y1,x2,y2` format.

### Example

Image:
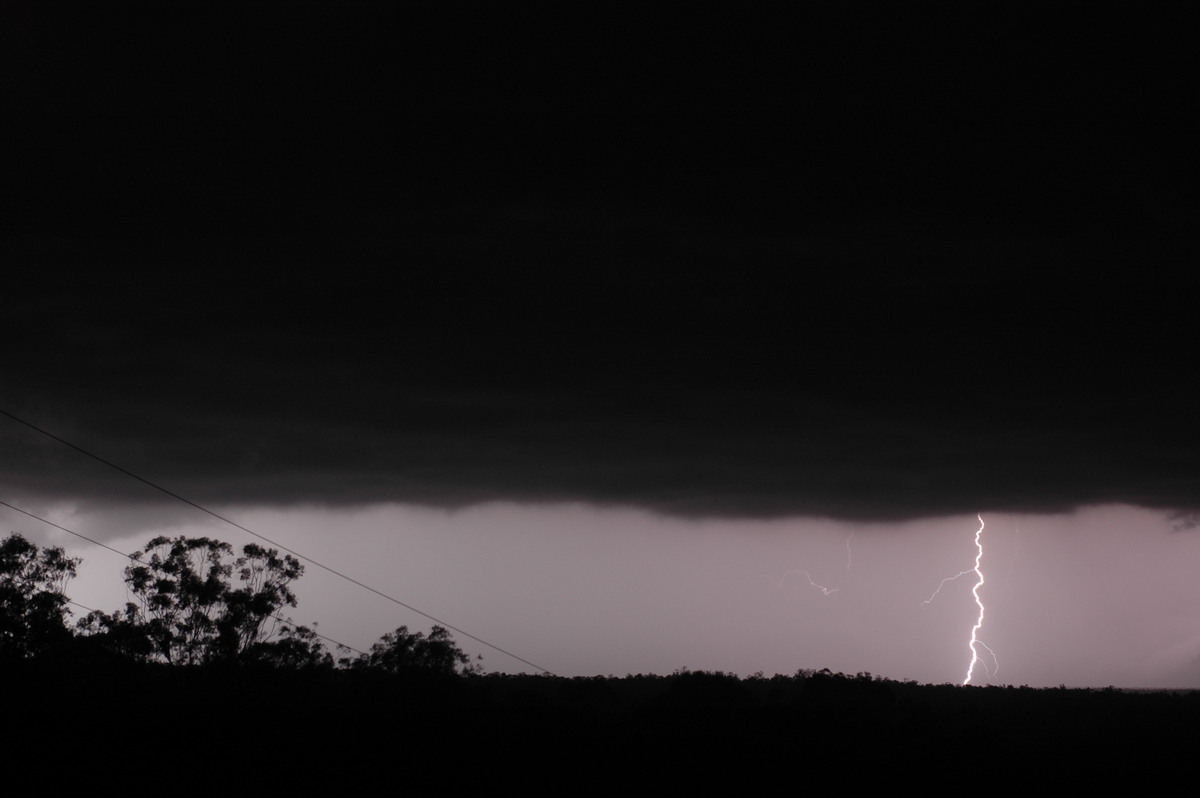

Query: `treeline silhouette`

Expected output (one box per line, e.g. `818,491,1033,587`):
4,532,1196,790
0,531,475,673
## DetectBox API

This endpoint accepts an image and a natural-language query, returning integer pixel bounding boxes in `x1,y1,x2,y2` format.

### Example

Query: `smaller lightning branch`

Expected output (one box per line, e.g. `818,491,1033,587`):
921,569,975,606
922,514,993,685
845,532,855,572
976,640,999,680
766,569,839,596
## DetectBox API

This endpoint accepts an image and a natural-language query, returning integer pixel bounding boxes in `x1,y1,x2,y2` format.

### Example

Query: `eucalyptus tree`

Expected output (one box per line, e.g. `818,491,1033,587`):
355,625,479,676
0,532,80,659
80,535,313,666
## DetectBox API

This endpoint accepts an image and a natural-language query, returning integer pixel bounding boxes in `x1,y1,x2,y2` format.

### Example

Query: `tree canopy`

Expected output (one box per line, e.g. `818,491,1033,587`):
81,536,307,666
354,624,479,676
0,532,80,660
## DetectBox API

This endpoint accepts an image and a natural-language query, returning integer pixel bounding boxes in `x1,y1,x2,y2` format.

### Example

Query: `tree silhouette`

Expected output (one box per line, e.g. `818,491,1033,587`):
241,620,334,669
0,533,80,659
356,625,479,675
80,536,310,666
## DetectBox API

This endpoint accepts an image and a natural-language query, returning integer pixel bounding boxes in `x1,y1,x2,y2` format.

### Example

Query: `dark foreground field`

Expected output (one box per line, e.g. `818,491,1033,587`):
10,659,1196,790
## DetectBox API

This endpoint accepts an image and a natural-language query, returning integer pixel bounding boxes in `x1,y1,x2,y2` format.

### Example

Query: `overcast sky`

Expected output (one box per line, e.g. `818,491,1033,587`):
3,2,1199,686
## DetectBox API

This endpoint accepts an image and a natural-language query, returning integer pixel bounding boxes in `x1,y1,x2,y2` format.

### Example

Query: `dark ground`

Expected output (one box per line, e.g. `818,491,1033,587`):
11,658,1197,790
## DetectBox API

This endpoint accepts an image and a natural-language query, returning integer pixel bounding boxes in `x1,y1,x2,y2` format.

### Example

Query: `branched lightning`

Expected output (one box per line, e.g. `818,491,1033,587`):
923,514,993,685
962,515,987,685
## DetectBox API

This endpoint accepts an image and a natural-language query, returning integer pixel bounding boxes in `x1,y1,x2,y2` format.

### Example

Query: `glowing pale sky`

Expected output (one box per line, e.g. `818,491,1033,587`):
10,500,1199,688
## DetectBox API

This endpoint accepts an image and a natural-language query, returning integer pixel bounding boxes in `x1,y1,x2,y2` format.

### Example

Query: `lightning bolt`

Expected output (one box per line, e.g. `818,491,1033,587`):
962,514,987,685
923,514,994,685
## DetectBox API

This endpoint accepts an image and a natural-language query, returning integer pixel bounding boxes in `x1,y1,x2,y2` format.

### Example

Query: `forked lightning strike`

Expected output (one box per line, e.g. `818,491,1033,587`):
962,515,987,685
923,514,995,685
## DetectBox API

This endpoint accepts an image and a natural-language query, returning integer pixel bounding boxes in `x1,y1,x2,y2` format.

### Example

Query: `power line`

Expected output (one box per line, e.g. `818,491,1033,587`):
0,409,554,674
5,499,367,657
0,498,130,561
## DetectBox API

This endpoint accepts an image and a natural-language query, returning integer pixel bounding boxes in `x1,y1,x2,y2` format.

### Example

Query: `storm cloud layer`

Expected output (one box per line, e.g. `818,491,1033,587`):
4,2,1198,522
5,260,1197,522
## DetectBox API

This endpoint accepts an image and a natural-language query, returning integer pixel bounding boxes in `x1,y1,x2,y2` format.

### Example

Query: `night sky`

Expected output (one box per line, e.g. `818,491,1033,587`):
3,2,1199,686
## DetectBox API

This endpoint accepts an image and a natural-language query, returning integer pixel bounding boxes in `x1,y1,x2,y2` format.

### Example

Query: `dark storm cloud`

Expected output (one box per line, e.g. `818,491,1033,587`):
4,2,1198,523
4,262,1198,522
